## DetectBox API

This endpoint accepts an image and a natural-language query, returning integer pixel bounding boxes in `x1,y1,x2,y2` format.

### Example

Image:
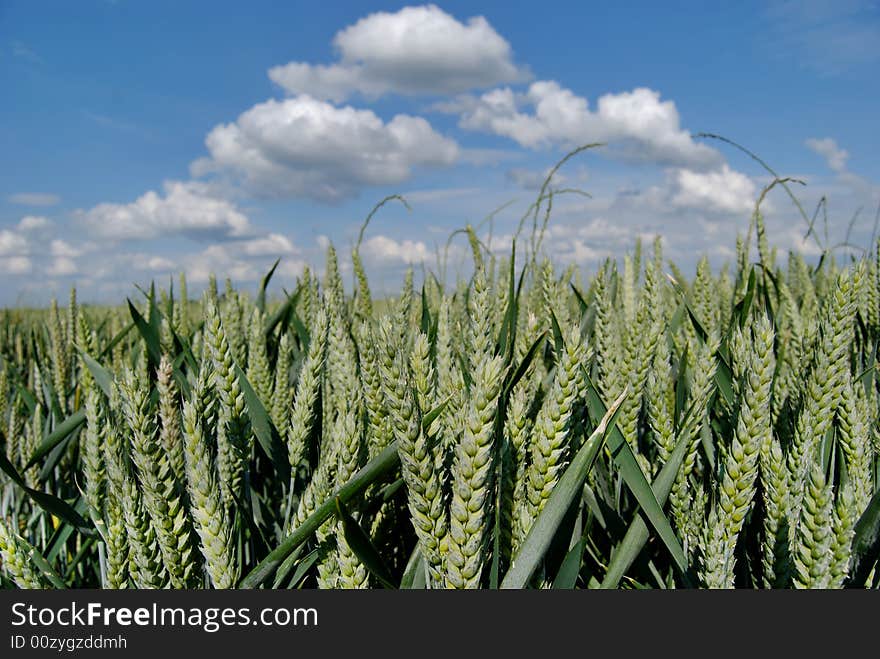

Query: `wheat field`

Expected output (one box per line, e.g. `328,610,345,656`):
1,197,878,589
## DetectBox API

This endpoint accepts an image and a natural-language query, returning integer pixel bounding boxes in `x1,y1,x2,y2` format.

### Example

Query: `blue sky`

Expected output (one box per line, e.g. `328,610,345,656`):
1,1,878,305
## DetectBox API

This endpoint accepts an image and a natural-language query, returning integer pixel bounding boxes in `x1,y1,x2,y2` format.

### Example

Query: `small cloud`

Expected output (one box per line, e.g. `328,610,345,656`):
9,193,60,206
17,215,53,232
239,233,298,257
49,239,82,259
593,164,758,220
135,256,176,272
805,137,878,201
0,256,32,275
48,257,78,277
361,235,431,264
0,229,29,256
805,137,849,172
669,164,756,214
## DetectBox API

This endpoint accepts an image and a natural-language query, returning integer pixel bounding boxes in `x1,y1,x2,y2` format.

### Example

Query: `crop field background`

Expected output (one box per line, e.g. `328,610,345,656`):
1,171,879,590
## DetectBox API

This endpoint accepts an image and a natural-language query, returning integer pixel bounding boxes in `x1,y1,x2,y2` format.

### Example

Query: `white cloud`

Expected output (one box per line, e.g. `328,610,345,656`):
150,256,175,270
0,230,29,256
269,64,362,104
17,215,53,232
239,233,298,257
805,137,878,203
194,96,459,201
5,222,65,284
9,193,60,206
0,256,32,275
670,164,756,214
135,255,176,271
452,82,720,169
268,4,527,101
48,257,78,277
1,217,35,276
80,180,252,241
560,239,602,263
361,235,431,264
50,239,82,258
806,137,849,172
570,164,758,222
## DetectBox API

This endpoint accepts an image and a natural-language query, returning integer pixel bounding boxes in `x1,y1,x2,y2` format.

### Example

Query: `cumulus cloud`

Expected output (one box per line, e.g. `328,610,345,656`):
193,96,459,201
0,256,32,275
239,233,299,257
49,239,82,259
79,180,252,241
0,229,30,256
360,235,432,264
450,82,720,169
669,164,756,214
48,257,78,277
268,4,527,101
9,193,60,206
134,255,176,272
571,164,757,222
0,226,38,275
17,216,53,232
806,137,849,172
